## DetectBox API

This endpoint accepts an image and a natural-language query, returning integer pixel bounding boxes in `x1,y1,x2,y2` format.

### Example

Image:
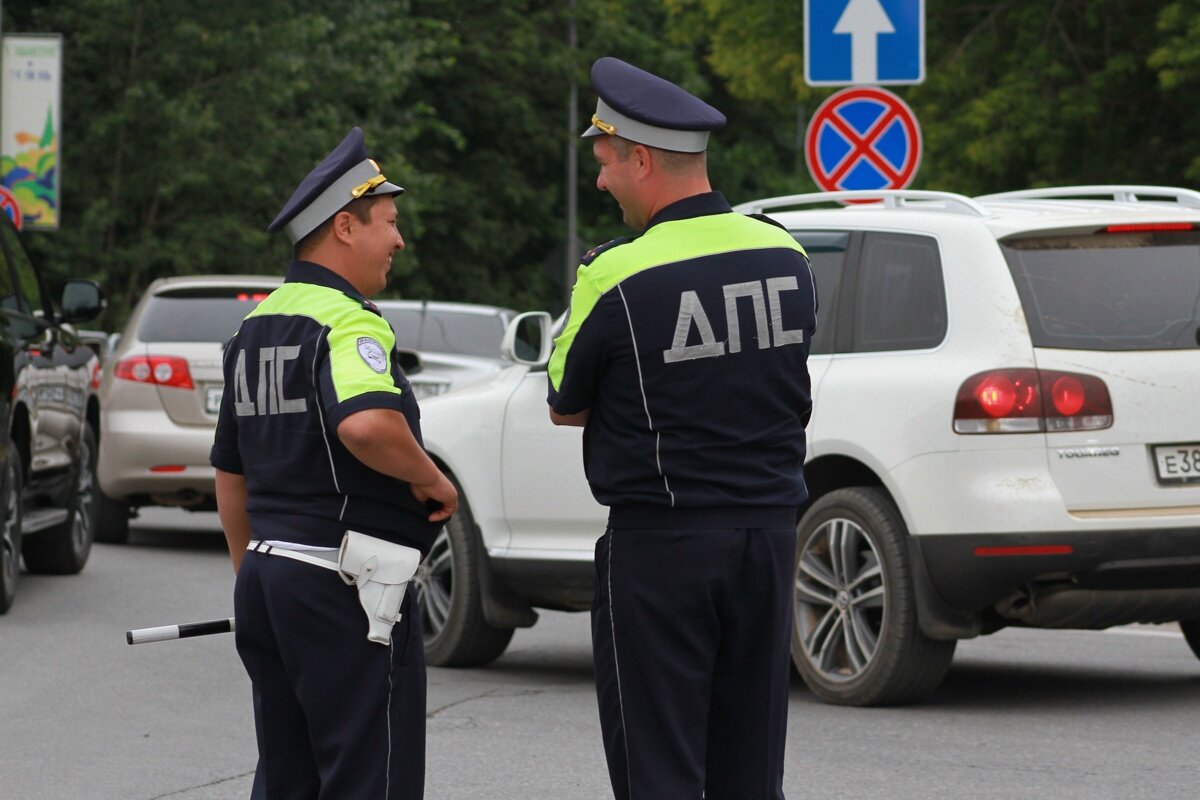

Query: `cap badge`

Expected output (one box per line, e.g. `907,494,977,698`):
351,173,388,199
590,114,616,136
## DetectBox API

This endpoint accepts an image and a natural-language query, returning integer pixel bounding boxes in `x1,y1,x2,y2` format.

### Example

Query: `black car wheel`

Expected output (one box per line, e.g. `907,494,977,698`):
793,487,955,706
413,481,514,666
23,424,97,575
1181,618,1200,660
0,441,24,614
93,485,130,545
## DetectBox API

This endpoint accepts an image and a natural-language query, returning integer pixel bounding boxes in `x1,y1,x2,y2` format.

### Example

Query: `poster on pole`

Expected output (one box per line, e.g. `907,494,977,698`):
1,34,62,231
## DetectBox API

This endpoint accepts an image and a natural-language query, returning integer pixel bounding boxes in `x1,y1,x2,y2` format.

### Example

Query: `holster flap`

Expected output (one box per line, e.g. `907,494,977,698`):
337,530,421,586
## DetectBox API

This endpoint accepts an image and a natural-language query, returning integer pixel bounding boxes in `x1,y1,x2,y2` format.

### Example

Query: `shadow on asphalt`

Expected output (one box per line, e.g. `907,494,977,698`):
783,656,1200,709
124,526,227,551
923,659,1200,710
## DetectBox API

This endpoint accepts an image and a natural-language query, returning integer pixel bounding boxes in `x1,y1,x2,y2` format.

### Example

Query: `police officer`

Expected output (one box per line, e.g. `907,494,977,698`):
210,127,457,799
548,58,816,800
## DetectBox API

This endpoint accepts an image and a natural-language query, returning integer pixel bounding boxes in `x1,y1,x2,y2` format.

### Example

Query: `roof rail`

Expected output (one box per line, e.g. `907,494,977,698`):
733,190,989,217
976,185,1200,209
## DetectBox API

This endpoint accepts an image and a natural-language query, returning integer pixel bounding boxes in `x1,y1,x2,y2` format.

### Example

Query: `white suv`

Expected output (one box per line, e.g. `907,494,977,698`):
414,186,1200,705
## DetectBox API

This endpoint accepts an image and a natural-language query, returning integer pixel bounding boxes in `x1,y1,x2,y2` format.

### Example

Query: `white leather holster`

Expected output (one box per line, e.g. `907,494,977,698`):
337,530,422,645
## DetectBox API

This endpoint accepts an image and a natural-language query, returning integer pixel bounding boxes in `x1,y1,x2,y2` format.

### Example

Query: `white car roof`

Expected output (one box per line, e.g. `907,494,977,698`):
374,299,515,317
737,186,1200,241
146,274,283,294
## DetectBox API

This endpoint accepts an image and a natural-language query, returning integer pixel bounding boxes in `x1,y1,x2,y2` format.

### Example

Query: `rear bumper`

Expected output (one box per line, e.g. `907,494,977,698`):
98,410,216,499
913,527,1200,612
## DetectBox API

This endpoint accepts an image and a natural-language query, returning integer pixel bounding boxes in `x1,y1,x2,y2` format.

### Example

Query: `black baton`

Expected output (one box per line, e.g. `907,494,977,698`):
126,617,235,645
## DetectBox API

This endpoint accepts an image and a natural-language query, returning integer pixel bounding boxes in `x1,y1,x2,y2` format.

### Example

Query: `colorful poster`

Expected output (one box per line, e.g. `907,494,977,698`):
1,34,62,231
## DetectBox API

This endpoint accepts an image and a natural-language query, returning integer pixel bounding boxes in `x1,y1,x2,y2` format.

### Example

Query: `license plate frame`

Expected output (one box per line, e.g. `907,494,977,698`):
1153,443,1200,485
205,385,223,415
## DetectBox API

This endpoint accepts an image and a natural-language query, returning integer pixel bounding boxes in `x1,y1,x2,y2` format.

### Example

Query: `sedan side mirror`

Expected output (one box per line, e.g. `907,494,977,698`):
500,311,553,367
60,279,105,324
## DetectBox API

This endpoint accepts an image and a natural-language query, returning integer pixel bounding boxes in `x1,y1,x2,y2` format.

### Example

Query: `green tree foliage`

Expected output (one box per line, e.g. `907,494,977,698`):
4,0,454,323
31,2,1180,323
665,0,1200,194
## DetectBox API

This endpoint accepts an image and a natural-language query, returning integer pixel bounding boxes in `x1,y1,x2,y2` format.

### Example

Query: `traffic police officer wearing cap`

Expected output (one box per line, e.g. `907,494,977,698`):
210,127,457,799
548,58,817,799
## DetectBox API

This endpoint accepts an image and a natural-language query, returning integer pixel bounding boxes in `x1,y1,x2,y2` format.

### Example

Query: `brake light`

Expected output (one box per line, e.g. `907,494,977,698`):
953,369,1112,434
236,292,270,302
1105,223,1194,233
114,356,195,390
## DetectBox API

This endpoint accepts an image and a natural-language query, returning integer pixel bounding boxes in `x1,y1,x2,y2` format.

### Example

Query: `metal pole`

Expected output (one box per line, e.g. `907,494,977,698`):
565,0,578,308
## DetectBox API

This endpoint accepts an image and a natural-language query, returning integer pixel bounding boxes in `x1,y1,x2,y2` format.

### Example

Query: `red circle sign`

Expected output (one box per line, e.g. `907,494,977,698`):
0,186,22,230
805,86,922,193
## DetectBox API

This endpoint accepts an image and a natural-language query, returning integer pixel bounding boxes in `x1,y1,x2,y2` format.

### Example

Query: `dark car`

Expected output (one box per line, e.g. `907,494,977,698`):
0,214,105,613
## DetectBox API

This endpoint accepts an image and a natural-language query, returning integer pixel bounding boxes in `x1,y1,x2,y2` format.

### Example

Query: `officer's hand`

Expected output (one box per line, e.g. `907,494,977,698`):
411,472,458,522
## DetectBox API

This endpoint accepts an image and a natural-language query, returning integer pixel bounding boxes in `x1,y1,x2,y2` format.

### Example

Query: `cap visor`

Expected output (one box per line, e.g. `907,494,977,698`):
370,180,405,196
581,124,605,139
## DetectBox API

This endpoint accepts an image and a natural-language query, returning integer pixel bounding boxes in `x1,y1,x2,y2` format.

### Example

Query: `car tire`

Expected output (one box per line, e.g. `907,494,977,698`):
415,481,514,667
1181,618,1200,660
0,440,23,614
792,486,956,706
23,424,97,575
93,486,130,545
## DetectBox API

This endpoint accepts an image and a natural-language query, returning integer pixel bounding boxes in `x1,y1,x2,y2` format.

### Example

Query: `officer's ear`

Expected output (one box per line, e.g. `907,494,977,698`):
330,209,356,245
631,143,654,179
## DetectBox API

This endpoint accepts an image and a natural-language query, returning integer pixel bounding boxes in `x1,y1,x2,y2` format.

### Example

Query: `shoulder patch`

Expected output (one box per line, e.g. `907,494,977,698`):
581,236,634,266
747,213,788,231
356,337,389,373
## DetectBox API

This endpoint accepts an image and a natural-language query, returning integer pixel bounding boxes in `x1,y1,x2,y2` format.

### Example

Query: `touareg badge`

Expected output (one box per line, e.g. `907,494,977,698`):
357,337,388,373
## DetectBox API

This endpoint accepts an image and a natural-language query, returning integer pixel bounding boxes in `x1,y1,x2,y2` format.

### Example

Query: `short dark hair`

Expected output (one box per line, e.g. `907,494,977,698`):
608,135,706,175
294,196,377,259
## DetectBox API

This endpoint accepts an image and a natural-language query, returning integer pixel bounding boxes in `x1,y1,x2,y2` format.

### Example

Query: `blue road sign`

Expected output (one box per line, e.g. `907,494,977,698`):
805,0,924,86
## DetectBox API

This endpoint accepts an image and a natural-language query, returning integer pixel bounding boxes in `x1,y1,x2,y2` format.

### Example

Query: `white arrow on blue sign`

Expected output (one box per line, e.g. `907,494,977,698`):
805,0,924,86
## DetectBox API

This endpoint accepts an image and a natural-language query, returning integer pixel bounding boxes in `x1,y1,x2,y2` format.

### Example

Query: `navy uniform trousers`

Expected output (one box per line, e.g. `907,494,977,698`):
234,549,426,800
592,524,796,800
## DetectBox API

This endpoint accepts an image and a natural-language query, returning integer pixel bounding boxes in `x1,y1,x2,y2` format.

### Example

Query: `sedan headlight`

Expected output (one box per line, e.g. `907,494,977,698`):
410,380,451,400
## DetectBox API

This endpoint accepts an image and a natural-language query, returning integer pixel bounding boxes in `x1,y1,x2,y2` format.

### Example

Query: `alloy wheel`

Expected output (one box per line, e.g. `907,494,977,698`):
72,438,94,554
2,462,19,600
414,528,454,639
794,516,886,682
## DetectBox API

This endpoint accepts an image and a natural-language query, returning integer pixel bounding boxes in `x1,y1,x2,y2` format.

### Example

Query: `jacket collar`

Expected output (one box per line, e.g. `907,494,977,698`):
284,260,367,302
642,190,732,232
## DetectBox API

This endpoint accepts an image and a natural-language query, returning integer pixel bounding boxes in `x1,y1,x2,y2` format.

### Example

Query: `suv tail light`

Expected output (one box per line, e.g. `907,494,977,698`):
114,356,195,390
953,369,1112,434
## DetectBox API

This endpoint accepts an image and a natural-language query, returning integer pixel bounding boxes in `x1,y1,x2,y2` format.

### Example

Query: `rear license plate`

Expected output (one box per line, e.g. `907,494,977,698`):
1153,444,1200,485
205,385,223,414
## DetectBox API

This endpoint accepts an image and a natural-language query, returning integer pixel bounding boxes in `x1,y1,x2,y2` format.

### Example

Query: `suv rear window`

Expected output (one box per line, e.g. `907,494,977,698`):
1002,230,1200,351
137,288,271,343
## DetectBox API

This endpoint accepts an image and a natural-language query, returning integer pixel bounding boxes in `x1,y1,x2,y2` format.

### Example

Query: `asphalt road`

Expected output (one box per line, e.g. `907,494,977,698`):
2,510,1199,800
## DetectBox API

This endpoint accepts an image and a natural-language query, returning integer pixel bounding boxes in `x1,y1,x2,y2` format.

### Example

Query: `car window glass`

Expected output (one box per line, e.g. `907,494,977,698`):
854,233,946,352
137,289,270,343
0,219,44,315
1002,230,1200,351
379,307,507,359
792,231,847,355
